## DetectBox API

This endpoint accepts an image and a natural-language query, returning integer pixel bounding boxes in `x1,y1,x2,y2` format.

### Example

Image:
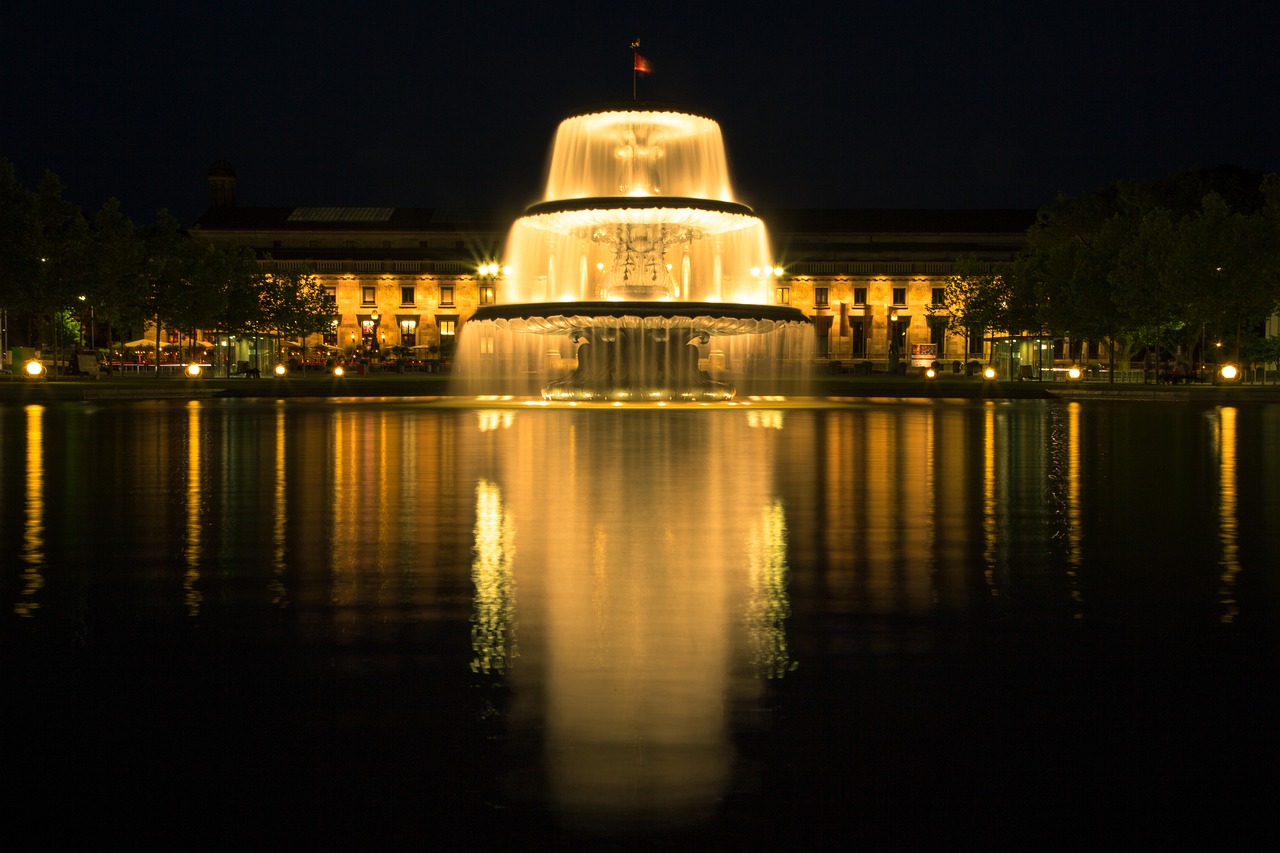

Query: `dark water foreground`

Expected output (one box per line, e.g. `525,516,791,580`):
2,397,1278,847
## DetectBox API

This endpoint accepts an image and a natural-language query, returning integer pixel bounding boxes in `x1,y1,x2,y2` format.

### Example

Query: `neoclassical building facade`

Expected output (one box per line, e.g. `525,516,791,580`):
191,162,1034,368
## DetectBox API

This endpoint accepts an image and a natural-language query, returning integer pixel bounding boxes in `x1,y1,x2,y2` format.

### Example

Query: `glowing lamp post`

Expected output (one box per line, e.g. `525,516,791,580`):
185,363,203,378
478,262,508,305
24,359,46,378
983,366,997,381
1067,366,1083,382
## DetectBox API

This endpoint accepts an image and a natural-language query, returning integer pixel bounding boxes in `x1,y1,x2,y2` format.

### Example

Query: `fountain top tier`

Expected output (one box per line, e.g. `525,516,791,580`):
495,103,782,306
541,102,739,205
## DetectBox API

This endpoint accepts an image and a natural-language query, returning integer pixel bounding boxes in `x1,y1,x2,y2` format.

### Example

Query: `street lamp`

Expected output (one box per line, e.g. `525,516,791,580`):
478,261,507,304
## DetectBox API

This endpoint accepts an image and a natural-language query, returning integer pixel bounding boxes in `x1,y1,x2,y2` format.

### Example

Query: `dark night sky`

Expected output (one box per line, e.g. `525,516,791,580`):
4,0,1278,228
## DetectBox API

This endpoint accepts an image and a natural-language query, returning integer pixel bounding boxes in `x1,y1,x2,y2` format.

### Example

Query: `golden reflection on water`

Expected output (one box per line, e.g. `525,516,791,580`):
270,404,289,608
470,479,517,674
468,407,792,831
16,405,45,617
1211,406,1240,623
184,401,204,616
1065,402,1084,618
746,499,794,678
982,402,1001,598
331,408,359,607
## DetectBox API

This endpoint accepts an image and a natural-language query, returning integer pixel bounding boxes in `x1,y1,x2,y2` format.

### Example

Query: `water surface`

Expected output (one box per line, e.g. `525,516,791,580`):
2,398,1277,846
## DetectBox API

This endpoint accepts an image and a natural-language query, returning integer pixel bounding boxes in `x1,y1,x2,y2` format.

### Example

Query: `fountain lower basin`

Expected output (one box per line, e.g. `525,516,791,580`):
463,302,810,402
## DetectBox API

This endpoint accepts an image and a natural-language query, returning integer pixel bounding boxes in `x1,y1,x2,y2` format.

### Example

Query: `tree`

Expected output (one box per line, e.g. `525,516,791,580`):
263,269,338,341
32,171,94,359
0,160,41,324
1018,169,1280,379
939,253,1021,357
85,198,147,348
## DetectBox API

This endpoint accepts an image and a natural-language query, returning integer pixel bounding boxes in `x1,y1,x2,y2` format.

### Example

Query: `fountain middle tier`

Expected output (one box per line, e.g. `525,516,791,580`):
500,200,777,305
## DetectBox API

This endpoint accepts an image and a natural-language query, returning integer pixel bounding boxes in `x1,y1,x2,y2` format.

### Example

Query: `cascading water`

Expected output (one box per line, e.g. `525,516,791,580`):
454,102,812,401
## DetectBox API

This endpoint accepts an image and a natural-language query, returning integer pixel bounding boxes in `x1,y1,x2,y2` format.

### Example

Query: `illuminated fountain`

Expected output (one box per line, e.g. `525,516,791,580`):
455,103,811,401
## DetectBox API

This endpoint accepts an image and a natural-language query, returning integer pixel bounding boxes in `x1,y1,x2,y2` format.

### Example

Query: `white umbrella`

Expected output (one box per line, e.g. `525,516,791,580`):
124,338,157,348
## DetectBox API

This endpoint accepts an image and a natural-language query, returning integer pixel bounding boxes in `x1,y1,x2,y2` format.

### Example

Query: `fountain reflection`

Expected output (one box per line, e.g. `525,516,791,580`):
466,407,794,832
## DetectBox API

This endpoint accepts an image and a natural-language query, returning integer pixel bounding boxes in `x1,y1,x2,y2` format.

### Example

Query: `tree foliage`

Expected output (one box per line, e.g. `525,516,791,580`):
1014,167,1280,369
0,161,333,359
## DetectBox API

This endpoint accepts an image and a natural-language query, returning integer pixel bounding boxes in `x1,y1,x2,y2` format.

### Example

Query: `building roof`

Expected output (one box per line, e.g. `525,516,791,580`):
760,208,1036,234
192,206,509,232
193,205,1035,236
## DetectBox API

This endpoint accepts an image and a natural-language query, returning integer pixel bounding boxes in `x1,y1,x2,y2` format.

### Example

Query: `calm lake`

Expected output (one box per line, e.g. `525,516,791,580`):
2,397,1277,847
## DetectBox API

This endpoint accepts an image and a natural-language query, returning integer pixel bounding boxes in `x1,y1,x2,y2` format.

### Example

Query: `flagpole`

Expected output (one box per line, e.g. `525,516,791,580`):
631,39,639,99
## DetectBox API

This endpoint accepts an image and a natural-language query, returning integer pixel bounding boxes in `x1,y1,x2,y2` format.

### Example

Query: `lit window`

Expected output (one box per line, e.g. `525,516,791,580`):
439,319,457,336
814,286,828,307
399,319,417,347
775,286,790,305
480,285,495,305
361,286,376,306
440,285,455,306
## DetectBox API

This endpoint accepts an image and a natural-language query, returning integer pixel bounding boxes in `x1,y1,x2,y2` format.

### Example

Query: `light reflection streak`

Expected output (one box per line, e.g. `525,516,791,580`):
745,409,784,430
16,405,45,617
184,401,203,616
745,499,794,678
1212,406,1240,623
926,409,938,604
270,404,289,608
331,409,358,607
470,479,517,674
477,410,515,432
982,403,1001,598
1066,402,1084,618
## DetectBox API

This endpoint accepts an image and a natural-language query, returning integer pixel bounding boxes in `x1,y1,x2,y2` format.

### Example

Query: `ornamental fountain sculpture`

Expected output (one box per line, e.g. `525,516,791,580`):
455,103,812,401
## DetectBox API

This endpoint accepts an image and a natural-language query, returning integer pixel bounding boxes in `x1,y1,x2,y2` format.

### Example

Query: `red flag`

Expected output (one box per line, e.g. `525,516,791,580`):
634,53,653,75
